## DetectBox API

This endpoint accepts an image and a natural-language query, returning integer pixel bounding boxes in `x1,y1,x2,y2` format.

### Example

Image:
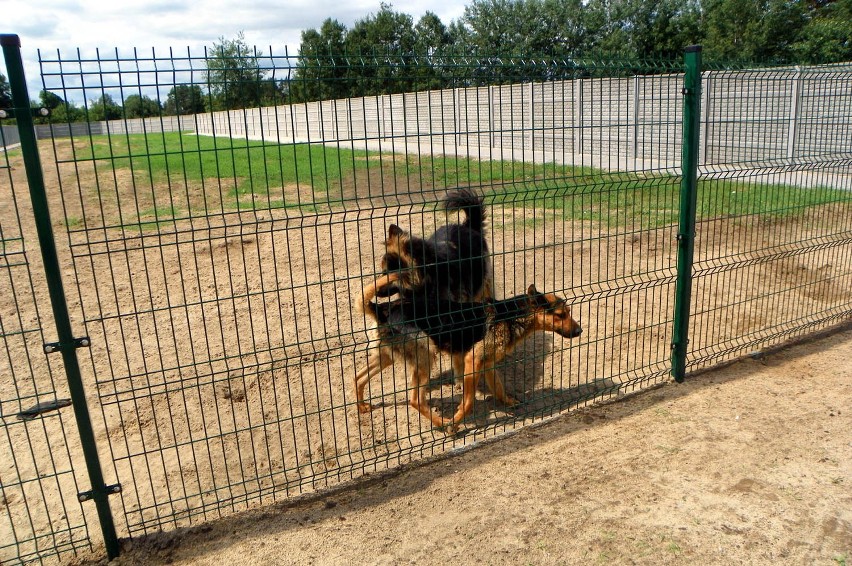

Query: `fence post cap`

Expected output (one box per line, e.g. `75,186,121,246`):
1,34,22,48
685,45,703,53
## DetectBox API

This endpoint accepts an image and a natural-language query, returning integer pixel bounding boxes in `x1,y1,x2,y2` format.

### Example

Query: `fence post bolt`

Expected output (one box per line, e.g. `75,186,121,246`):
1,33,121,560
671,45,703,383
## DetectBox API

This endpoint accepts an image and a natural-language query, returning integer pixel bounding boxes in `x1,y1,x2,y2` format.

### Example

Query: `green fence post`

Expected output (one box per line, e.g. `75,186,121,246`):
671,45,702,383
0,34,121,559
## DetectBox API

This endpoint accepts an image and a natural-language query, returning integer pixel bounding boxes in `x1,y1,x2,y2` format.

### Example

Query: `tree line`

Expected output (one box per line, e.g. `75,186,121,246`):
1,0,849,122
293,0,851,100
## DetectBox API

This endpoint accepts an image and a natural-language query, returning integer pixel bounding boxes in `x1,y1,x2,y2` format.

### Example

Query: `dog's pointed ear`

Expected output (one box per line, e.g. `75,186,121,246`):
527,284,539,296
388,224,404,238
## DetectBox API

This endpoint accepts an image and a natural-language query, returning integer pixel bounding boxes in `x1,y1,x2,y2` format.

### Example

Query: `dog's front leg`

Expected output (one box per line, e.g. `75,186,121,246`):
483,352,519,407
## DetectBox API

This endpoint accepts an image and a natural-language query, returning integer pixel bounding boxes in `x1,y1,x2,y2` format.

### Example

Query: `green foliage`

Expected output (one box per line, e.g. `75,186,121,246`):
39,90,64,110
206,31,286,110
88,94,122,121
463,0,585,56
290,0,852,102
0,73,10,109
49,102,85,123
345,4,418,94
703,0,807,61
164,85,206,115
585,0,703,58
793,0,852,63
123,94,162,118
291,19,351,102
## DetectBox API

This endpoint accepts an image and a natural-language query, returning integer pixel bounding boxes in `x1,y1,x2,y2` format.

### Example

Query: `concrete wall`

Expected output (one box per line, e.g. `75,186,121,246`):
193,64,852,172
6,63,850,174
2,115,198,149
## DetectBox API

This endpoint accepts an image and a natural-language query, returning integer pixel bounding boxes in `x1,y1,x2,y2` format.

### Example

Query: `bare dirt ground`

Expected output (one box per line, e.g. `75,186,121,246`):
2,138,851,565
77,324,851,566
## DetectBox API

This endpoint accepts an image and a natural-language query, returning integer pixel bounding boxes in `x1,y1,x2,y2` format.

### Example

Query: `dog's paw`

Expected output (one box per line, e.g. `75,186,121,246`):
503,395,520,407
356,403,374,414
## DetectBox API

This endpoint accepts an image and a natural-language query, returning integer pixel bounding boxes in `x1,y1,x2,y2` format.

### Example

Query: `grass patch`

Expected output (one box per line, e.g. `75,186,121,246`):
78,132,358,196
64,216,84,229
485,172,850,228
72,133,850,229
132,205,184,231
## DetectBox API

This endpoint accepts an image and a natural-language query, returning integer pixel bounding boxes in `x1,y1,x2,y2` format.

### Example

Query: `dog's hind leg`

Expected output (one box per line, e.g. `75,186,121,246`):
354,348,392,413
406,340,448,428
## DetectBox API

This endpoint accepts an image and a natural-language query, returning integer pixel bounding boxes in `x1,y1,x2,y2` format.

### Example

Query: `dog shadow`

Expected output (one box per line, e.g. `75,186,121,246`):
427,334,622,429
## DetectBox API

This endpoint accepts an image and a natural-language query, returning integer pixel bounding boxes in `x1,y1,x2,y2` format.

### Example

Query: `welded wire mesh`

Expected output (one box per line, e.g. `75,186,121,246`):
26,49,688,536
0,126,94,564
1,45,848,559
688,63,852,370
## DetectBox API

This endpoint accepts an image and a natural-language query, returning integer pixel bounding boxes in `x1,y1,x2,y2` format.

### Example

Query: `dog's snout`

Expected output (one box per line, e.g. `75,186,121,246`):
569,325,582,338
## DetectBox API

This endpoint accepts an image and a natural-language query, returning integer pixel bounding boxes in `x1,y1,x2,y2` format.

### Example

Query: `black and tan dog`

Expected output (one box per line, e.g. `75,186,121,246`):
380,188,493,380
381,188,492,303
354,272,582,430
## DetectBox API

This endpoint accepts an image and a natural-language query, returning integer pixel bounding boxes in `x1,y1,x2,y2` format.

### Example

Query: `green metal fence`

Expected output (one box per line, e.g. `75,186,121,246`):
0,109,95,566
1,36,850,563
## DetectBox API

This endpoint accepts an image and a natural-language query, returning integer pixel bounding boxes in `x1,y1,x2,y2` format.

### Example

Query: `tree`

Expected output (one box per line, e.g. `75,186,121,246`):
461,0,586,56
293,19,350,101
49,102,85,123
123,94,162,118
462,0,588,82
703,0,805,62
206,31,268,111
411,12,455,91
164,84,206,115
793,0,852,63
256,78,288,106
0,73,11,109
344,4,418,95
415,12,452,56
583,0,703,60
88,94,122,121
38,90,65,110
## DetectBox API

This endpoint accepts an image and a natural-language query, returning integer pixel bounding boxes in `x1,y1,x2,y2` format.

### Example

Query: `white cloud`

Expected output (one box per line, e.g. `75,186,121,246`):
5,0,468,102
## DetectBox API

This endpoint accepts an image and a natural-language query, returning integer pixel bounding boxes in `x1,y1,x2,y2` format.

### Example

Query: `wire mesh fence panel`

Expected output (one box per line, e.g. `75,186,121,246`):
689,64,852,370
4,43,845,552
0,123,94,564
26,49,688,539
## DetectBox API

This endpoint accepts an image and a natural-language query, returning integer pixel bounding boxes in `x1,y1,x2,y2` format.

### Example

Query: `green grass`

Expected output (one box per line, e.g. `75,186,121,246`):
79,131,359,197
75,132,850,229
134,205,183,231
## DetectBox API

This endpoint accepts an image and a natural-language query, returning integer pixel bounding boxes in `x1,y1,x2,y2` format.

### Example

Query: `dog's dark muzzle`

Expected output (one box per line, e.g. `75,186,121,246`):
558,325,583,339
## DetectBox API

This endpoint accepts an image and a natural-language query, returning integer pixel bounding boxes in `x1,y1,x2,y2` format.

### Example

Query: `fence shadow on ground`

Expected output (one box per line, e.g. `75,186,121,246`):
109,323,852,564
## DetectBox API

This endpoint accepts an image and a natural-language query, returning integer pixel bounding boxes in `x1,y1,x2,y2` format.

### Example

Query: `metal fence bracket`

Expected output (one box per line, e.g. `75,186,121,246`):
43,336,91,353
78,484,122,503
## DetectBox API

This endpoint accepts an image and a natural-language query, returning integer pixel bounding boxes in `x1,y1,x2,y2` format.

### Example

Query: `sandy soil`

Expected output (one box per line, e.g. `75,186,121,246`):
2,138,851,565
68,324,851,566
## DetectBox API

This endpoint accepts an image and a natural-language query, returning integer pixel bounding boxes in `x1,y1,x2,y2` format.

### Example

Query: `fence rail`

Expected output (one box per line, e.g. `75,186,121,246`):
1,39,851,564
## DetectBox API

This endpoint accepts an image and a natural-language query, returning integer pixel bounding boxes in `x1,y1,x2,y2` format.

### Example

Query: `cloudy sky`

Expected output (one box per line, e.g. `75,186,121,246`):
4,0,469,102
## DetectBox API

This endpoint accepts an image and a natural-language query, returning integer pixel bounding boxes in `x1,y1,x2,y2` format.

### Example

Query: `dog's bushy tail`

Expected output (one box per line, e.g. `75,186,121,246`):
444,189,485,233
